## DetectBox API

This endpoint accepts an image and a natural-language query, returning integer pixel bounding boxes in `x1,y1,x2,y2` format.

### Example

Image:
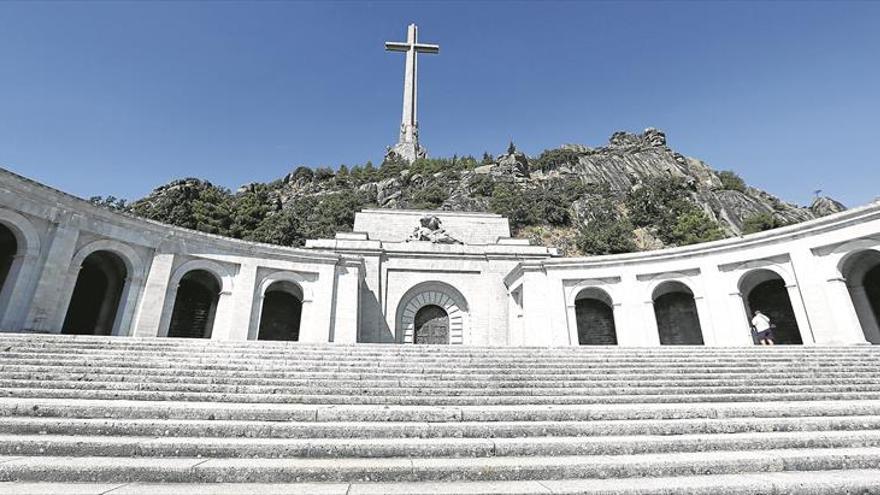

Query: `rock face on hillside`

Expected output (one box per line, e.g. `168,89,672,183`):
125,129,844,255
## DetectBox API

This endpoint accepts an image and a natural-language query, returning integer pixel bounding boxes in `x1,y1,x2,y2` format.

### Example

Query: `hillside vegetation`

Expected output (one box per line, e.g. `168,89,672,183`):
95,129,845,256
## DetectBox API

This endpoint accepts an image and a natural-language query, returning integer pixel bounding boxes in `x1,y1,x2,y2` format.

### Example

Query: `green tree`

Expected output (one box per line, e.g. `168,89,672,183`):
669,210,725,245
717,170,746,192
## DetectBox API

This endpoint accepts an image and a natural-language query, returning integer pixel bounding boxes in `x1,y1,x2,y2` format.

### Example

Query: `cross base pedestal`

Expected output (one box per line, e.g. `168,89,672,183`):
386,141,427,163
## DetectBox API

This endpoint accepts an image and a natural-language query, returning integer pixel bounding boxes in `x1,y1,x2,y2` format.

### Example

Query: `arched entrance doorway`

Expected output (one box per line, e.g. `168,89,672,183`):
61,251,127,335
414,305,449,344
739,269,802,345
841,250,880,344
396,281,468,344
653,281,704,345
574,288,617,345
257,280,303,341
0,223,16,301
168,269,220,339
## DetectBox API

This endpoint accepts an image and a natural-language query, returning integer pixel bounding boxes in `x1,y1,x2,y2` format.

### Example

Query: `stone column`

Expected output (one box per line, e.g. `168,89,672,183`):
24,221,79,332
131,252,175,338
726,292,755,346
693,295,716,346
641,300,662,347
825,277,869,344
847,284,880,343
220,261,258,341
0,251,41,331
331,260,362,344
785,283,817,345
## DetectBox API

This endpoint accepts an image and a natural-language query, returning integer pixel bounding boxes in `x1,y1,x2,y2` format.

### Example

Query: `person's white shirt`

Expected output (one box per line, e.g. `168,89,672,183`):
751,313,771,332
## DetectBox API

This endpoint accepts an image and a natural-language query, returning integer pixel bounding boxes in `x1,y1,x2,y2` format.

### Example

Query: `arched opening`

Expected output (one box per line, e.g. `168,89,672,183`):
0,223,16,301
841,250,880,344
396,281,468,344
258,280,303,341
61,250,127,335
739,269,802,345
653,281,703,345
168,269,221,339
574,288,617,345
413,304,449,344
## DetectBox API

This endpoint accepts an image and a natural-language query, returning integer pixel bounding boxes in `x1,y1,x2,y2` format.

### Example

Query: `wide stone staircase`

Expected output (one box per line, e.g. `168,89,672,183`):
1,334,880,494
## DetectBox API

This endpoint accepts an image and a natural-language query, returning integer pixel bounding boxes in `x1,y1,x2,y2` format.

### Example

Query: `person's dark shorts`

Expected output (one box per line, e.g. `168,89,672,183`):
757,329,774,340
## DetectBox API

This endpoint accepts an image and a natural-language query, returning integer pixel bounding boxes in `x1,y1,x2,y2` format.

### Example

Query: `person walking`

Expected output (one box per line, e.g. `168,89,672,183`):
751,310,775,345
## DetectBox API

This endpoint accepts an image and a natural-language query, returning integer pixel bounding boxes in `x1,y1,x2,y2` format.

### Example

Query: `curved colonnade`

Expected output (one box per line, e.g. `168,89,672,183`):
2,168,880,346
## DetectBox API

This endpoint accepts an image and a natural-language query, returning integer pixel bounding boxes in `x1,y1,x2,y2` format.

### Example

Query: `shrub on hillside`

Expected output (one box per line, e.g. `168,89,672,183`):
717,170,746,192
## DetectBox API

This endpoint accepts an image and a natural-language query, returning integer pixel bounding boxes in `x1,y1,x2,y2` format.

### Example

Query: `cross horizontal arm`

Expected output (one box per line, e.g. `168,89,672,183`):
385,42,410,52
413,43,440,54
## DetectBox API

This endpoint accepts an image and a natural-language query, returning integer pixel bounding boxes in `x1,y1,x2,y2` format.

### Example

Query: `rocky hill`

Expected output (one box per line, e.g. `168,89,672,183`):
114,129,844,256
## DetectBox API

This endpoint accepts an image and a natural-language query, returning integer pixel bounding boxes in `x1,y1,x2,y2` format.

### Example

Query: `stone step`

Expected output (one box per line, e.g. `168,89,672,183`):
8,370,878,388
9,387,880,406
6,414,880,440
7,358,880,376
5,470,880,495
2,448,880,483
7,362,875,380
6,344,880,365
8,377,880,396
4,430,880,459
5,398,880,422
6,345,879,360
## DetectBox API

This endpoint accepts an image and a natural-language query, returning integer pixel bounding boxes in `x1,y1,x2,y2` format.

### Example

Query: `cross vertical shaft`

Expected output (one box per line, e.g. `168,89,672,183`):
385,24,439,162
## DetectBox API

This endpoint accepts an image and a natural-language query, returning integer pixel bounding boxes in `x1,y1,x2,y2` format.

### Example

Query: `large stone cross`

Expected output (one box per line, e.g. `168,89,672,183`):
385,23,439,162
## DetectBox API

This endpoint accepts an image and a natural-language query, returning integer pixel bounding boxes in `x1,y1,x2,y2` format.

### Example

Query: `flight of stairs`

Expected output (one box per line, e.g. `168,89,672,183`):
1,334,880,494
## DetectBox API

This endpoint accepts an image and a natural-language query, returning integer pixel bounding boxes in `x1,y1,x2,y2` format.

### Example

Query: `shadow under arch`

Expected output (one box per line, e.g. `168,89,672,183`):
168,269,222,339
738,268,803,345
652,280,703,345
61,250,127,335
257,279,303,341
839,248,880,344
574,287,617,345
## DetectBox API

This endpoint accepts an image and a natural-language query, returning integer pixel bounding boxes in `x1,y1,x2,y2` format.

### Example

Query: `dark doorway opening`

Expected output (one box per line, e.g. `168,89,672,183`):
168,270,220,339
414,305,449,344
654,282,703,345
258,281,303,341
62,251,127,335
743,273,802,345
575,289,617,345
0,224,16,301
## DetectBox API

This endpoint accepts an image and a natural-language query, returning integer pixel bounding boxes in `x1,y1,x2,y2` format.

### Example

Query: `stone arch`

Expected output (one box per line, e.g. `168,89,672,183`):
56,239,146,336
738,269,803,345
396,281,468,344
256,279,304,342
161,259,234,339
573,287,617,345
838,248,880,343
652,280,704,345
0,209,41,329
248,271,314,341
61,250,127,335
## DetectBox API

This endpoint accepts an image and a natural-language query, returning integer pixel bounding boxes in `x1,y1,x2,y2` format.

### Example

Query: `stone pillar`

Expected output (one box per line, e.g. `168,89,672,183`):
220,261,258,341
331,260,362,344
727,292,755,347
785,283,817,345
824,277,869,344
131,252,175,338
0,251,41,331
848,284,880,343
641,300,662,347
24,222,79,332
693,295,716,346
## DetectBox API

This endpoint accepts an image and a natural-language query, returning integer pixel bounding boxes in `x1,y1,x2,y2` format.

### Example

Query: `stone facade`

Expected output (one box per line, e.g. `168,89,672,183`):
2,167,880,347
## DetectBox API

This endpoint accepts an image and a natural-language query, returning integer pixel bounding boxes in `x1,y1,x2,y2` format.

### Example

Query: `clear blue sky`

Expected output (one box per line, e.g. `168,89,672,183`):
1,1,878,207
